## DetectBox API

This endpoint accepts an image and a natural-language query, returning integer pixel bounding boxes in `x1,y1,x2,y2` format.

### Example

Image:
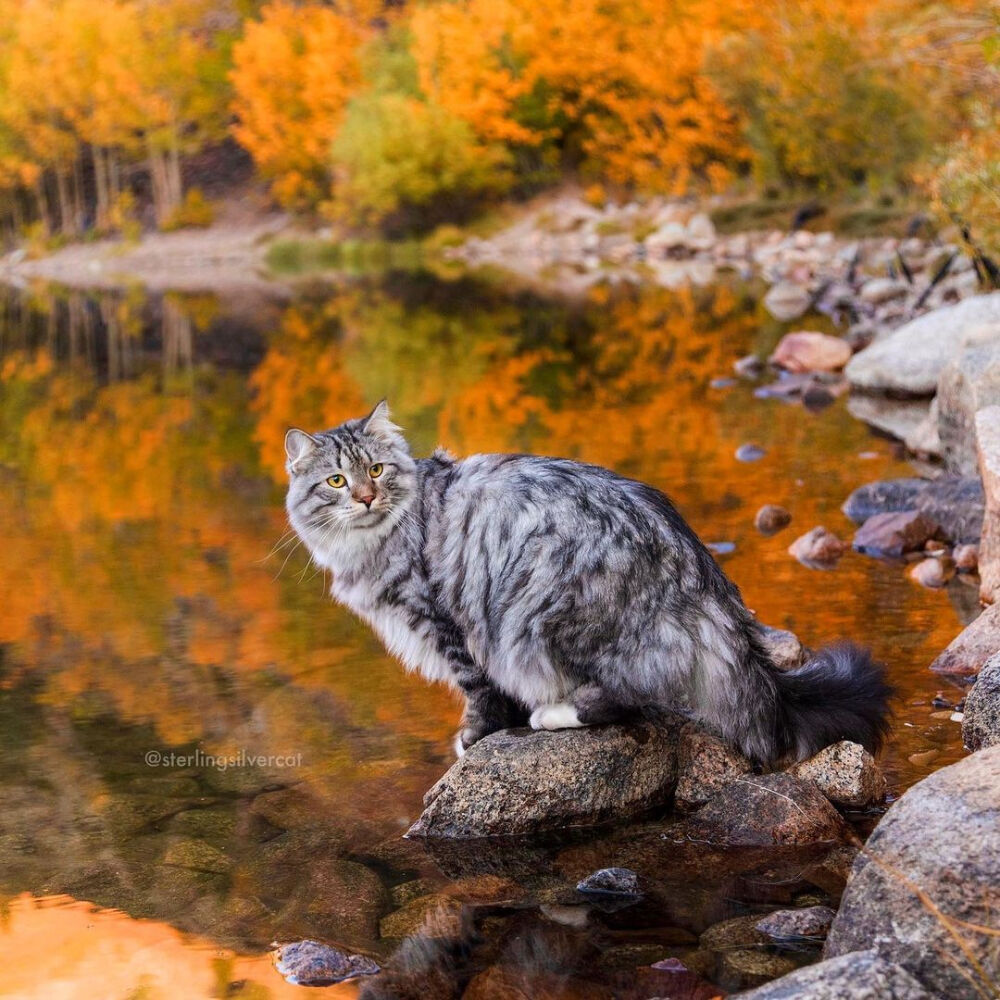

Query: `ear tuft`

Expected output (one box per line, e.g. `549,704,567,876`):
285,428,318,473
363,399,402,440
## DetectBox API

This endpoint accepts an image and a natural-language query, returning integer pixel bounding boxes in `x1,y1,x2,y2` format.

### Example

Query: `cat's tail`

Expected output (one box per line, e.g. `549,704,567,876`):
769,641,892,763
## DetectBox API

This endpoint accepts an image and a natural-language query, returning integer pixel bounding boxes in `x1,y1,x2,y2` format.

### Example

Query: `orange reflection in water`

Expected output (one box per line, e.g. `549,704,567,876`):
0,894,359,1000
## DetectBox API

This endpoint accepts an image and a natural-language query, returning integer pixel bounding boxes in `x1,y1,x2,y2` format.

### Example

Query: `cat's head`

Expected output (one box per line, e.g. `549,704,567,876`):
284,401,417,561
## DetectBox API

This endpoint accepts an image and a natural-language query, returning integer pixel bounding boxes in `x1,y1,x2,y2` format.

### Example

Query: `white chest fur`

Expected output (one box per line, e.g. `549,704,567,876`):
330,577,455,685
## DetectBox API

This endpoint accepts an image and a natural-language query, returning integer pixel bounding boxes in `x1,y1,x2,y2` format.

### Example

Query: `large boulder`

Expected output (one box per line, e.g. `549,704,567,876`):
977,405,1000,604
406,720,683,838
937,326,1000,475
929,601,1000,675
736,949,934,999
671,773,857,847
842,476,984,545
824,747,1000,998
845,292,1000,395
963,651,1000,751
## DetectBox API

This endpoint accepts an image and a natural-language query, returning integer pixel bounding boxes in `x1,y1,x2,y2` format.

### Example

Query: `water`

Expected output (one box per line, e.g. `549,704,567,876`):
0,274,972,997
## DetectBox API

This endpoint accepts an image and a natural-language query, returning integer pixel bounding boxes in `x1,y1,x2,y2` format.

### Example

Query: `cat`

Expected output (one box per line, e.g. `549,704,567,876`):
284,401,890,764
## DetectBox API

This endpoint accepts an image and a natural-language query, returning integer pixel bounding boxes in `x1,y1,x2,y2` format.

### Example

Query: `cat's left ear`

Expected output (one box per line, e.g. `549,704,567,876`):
363,399,402,440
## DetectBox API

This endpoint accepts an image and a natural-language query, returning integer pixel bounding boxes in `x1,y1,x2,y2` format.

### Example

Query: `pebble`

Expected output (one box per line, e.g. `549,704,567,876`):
908,749,941,766
576,867,642,898
736,443,767,462
273,941,380,986
755,504,792,535
706,541,736,555
909,556,955,588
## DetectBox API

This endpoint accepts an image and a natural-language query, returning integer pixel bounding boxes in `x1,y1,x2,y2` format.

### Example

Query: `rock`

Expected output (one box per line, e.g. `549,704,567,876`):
764,281,812,321
851,510,939,559
845,292,1000,395
755,504,792,534
977,406,1000,604
700,912,769,950
788,527,846,567
273,940,380,986
163,837,232,874
953,543,979,571
674,724,753,811
644,958,723,1000
936,325,1000,475
735,353,765,378
721,949,798,988
963,651,1000,750
929,602,1000,675
908,556,955,588
736,949,934,999
379,893,463,939
673,773,857,846
686,212,716,250
756,905,836,940
858,277,909,304
770,332,852,373
759,625,806,670
305,860,388,945
788,741,886,809
576,867,641,898
736,443,767,462
406,720,683,838
824,747,1000,998
842,476,984,545
845,396,939,456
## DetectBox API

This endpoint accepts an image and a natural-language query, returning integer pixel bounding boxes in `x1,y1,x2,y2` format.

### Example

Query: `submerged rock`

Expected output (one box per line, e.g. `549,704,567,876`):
672,773,857,847
842,476,984,545
736,949,934,999
788,527,846,567
963,651,1000,751
789,741,886,810
845,292,1000,395
273,939,380,986
851,510,939,559
770,331,852,373
755,504,792,535
576,866,642,898
929,602,1000,675
406,720,683,838
824,747,1000,998
756,905,836,940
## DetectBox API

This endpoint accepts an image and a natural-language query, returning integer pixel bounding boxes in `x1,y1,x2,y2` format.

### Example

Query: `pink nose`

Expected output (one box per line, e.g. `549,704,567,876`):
358,494,375,508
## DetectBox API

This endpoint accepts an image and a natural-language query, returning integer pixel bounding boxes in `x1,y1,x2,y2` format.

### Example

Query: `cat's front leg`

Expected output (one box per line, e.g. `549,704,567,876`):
454,674,528,756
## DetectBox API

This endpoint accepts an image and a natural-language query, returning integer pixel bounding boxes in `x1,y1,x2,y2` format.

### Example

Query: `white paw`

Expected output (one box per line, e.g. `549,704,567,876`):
529,703,583,731
453,732,467,758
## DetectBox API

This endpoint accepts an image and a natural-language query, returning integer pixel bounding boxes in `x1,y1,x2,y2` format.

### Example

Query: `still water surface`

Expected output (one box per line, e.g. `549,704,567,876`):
0,274,972,997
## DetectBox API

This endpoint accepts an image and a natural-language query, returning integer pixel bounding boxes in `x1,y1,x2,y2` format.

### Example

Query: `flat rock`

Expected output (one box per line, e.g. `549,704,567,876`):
672,773,857,847
851,510,939,559
788,741,886,809
845,292,1000,395
756,905,836,940
736,949,934,999
788,527,846,567
842,476,984,544
929,602,1000,675
963,651,1000,750
824,747,1000,997
770,331,852,373
977,405,1000,604
406,720,683,838
273,940,379,986
674,724,753,811
764,281,812,321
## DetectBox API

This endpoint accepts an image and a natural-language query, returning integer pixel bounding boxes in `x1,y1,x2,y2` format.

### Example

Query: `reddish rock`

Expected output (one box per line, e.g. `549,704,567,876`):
852,510,940,559
788,527,846,567
770,331,852,373
929,602,1000,676
755,504,792,534
908,556,955,588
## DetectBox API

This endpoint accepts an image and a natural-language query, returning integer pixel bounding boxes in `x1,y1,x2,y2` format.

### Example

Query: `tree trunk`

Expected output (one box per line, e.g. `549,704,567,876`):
55,168,76,237
92,146,109,231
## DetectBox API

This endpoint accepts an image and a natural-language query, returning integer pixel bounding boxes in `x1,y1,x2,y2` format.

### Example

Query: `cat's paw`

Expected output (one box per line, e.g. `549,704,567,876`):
529,703,583,731
453,732,467,757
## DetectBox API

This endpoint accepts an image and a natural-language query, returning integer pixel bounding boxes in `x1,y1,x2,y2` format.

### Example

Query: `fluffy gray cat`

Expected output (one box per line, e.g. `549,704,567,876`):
284,401,890,764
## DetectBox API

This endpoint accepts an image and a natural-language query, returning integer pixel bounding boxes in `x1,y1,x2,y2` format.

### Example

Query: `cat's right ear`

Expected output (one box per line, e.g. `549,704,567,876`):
285,428,318,474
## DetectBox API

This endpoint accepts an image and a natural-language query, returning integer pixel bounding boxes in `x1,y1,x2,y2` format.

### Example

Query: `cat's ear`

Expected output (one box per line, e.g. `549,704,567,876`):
285,428,318,473
363,399,402,440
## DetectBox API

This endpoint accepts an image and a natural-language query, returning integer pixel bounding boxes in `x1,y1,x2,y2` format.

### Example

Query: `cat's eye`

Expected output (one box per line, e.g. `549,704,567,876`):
327,474,347,488
369,464,384,479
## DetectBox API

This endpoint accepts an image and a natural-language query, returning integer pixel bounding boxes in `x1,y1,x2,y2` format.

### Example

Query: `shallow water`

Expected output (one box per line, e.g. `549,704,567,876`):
0,274,972,997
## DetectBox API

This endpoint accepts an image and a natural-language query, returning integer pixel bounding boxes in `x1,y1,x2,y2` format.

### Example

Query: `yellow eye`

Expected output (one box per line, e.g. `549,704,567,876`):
327,474,347,488
369,464,384,479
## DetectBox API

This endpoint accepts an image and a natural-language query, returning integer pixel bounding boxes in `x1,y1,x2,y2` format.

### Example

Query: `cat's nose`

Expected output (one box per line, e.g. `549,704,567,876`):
358,494,375,508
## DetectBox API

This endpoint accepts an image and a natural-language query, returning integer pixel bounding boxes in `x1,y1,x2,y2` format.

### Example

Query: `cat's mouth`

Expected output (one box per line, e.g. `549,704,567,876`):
351,507,388,528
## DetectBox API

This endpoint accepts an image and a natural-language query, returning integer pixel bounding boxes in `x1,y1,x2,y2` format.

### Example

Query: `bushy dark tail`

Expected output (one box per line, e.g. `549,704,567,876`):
773,642,893,762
